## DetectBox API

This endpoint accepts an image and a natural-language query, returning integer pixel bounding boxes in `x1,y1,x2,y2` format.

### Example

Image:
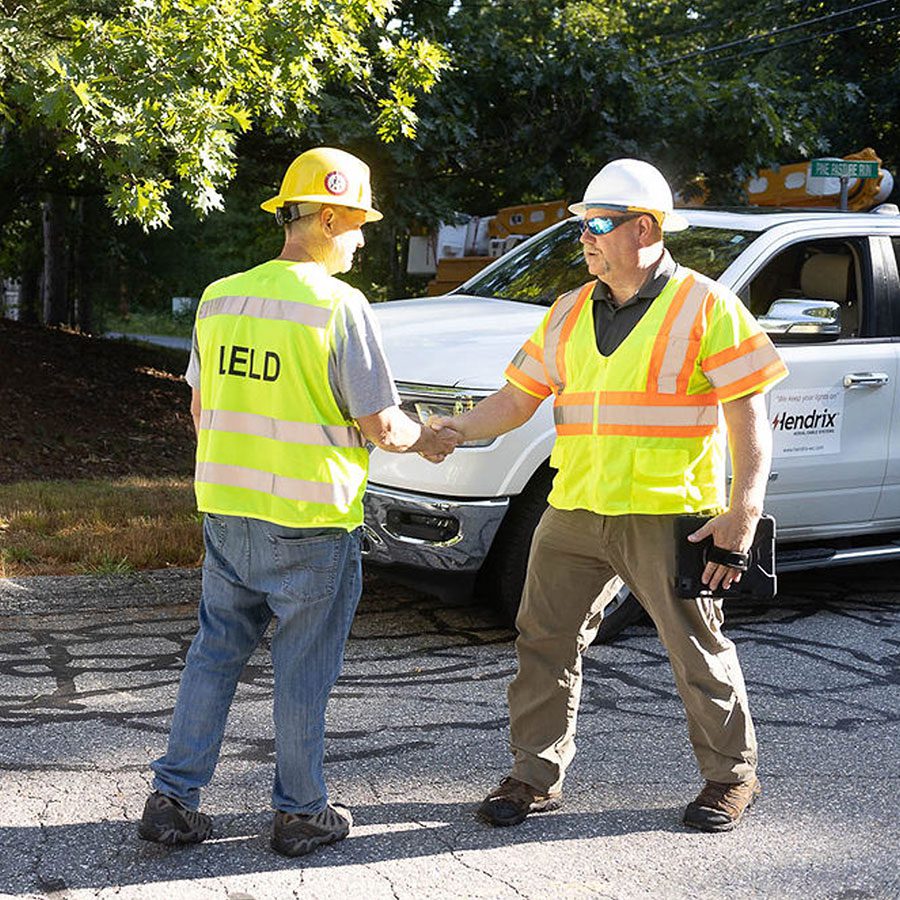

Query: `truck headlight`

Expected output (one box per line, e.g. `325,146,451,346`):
397,387,496,448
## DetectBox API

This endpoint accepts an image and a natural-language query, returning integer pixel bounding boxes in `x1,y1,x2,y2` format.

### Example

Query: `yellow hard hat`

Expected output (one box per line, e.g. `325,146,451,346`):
261,147,383,222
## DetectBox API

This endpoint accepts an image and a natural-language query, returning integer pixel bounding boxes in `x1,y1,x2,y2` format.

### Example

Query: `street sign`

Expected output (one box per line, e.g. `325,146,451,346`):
810,158,879,179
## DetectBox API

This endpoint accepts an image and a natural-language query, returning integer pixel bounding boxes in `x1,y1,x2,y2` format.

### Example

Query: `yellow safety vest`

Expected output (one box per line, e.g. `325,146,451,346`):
506,266,788,515
194,259,369,530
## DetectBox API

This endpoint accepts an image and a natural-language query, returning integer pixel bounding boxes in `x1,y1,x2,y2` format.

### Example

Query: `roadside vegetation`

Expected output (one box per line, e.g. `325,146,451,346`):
0,320,198,576
102,308,194,340
0,477,201,577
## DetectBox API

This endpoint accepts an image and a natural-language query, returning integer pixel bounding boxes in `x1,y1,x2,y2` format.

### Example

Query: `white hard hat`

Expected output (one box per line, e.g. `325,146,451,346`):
568,158,689,232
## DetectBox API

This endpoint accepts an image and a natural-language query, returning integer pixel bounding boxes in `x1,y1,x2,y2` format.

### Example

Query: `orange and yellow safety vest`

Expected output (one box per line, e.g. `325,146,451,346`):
506,266,788,515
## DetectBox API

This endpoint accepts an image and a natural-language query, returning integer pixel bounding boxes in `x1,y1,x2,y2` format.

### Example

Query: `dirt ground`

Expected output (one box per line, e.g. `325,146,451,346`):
0,319,195,484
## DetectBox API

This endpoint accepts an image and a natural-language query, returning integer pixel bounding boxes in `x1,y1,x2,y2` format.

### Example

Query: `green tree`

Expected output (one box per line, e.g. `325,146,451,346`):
0,0,446,324
297,0,855,297
635,0,900,176
2,0,446,227
2,0,896,323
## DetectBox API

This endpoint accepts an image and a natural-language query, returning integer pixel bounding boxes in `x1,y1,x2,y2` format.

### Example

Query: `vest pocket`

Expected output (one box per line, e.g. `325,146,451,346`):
632,447,689,502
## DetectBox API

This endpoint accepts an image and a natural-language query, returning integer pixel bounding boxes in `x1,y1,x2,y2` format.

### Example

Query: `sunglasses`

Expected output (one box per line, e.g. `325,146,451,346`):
580,213,642,236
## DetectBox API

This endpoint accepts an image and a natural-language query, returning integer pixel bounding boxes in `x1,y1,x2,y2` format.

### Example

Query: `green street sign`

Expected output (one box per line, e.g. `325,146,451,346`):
810,158,879,179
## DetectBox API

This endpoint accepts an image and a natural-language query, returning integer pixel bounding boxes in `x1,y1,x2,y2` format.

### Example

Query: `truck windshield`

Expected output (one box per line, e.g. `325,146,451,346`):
460,220,756,306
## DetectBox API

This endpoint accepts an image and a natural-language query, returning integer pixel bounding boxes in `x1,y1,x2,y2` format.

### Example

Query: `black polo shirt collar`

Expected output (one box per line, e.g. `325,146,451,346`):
594,250,677,310
591,250,678,357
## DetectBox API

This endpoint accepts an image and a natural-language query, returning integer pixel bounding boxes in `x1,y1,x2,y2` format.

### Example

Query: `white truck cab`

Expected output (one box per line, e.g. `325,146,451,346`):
363,207,900,639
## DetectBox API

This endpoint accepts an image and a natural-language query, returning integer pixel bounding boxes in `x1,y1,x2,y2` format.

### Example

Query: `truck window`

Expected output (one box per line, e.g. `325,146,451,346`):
745,238,866,339
461,221,755,306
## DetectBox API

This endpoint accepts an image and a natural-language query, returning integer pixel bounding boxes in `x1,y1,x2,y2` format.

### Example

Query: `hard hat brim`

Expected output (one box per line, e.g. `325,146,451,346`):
261,193,383,223
568,201,689,232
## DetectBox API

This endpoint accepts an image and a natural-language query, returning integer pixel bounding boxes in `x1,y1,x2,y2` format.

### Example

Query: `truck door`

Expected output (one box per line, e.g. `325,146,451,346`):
871,235,900,521
739,235,896,532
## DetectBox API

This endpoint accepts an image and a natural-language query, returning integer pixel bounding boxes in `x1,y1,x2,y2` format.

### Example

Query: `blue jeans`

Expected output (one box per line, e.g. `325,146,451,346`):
151,514,362,814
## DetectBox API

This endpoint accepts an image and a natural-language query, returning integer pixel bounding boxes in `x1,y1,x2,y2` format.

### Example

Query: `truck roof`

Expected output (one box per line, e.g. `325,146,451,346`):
679,205,900,232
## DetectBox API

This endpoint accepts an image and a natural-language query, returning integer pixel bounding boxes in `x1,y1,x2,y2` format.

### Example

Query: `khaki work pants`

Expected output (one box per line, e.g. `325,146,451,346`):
508,506,758,793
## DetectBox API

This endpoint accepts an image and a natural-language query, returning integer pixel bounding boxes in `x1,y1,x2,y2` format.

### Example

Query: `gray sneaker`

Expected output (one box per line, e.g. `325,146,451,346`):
271,804,352,857
138,791,212,845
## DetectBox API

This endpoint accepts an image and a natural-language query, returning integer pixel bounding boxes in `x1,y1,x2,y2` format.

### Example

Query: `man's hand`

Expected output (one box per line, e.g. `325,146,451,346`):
690,390,772,592
417,422,461,464
688,507,760,592
427,414,464,436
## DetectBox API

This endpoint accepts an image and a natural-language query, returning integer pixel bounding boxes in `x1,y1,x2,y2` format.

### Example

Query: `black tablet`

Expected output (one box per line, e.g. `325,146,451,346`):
674,514,777,600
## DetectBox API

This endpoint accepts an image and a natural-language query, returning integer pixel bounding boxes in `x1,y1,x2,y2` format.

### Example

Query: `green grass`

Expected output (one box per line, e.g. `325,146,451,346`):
78,554,136,576
0,477,202,577
102,309,194,338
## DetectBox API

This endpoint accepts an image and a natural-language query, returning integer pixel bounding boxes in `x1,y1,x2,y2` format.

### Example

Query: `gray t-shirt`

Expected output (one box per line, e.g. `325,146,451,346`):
185,285,399,421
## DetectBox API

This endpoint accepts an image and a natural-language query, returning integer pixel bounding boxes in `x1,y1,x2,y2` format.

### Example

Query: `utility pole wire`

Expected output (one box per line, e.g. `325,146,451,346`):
654,0,816,42
658,0,894,66
688,10,900,67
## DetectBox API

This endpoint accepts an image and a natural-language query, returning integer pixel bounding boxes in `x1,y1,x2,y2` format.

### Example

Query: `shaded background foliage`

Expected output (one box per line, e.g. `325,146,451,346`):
0,0,897,327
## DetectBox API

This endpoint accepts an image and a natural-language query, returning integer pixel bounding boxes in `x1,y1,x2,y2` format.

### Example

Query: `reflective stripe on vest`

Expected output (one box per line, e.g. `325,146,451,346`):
702,332,778,393
199,408,364,448
543,271,719,437
554,395,719,436
508,339,549,396
648,276,714,394
195,461,355,508
198,294,332,329
543,283,593,394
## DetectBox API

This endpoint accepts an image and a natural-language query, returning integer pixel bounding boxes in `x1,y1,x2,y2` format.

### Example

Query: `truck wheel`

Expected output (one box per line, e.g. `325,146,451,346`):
476,468,646,643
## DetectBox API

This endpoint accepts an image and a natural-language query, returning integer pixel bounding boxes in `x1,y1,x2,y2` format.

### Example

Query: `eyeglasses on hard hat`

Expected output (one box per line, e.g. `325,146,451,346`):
579,213,642,236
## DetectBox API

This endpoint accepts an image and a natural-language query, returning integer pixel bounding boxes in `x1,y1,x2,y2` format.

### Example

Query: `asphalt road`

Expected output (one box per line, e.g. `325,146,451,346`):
0,564,897,899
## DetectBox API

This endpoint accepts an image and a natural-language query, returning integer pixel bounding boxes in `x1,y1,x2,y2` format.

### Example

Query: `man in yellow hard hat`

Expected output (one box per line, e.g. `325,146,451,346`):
431,158,788,834
139,147,457,857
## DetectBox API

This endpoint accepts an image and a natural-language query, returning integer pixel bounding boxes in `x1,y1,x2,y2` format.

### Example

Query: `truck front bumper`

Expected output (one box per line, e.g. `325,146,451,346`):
362,484,510,572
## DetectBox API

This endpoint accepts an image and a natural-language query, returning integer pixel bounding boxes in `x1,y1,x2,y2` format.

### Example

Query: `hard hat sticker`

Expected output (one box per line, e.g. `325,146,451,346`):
324,171,349,195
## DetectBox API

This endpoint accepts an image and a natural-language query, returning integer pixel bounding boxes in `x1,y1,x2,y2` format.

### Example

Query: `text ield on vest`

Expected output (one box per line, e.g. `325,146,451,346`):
218,345,281,382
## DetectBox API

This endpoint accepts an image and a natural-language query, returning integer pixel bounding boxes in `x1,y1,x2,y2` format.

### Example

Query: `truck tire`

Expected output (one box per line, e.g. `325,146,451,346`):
476,468,646,643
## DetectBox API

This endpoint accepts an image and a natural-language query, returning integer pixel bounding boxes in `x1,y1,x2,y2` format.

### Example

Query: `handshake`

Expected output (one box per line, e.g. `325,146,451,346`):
418,415,465,464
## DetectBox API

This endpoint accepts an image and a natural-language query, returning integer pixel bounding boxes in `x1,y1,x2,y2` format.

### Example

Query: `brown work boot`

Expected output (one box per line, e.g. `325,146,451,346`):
683,777,761,832
477,776,562,827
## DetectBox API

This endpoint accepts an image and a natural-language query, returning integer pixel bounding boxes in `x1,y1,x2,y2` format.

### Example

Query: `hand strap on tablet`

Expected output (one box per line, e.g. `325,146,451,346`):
706,545,750,572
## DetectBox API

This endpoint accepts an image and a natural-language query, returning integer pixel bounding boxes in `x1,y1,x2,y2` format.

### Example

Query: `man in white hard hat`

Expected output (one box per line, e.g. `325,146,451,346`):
430,158,787,832
139,147,457,857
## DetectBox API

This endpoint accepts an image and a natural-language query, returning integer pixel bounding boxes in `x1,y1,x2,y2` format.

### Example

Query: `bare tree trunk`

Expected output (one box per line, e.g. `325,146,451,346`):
389,225,407,299
118,272,129,319
71,197,93,332
42,193,69,326
18,258,40,324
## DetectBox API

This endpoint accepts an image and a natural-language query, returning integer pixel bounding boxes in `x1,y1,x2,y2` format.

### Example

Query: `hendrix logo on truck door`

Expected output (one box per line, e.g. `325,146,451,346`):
768,387,844,457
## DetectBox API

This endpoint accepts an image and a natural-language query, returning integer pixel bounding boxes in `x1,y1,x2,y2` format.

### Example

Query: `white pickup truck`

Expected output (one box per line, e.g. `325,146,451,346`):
362,206,900,640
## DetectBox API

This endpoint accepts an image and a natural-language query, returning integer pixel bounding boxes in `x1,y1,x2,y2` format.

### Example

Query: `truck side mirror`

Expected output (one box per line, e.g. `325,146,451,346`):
758,298,842,341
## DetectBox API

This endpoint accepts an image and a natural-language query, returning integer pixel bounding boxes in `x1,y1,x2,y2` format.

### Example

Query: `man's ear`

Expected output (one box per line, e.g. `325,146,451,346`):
319,205,337,235
638,213,661,245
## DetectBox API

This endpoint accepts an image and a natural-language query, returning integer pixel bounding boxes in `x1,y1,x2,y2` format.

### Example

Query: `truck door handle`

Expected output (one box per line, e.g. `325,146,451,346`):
843,372,890,388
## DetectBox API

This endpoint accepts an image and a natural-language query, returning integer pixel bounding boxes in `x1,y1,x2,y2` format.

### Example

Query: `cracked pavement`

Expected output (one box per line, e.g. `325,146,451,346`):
0,564,898,899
